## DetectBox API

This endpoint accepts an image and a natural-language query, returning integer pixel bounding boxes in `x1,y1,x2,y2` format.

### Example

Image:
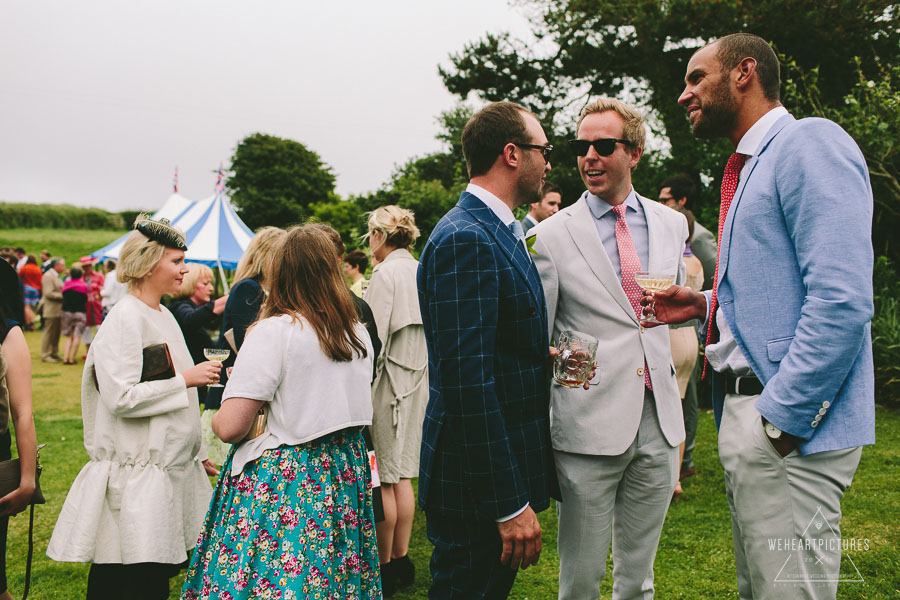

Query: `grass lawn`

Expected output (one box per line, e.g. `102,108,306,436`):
0,229,127,268
6,329,900,599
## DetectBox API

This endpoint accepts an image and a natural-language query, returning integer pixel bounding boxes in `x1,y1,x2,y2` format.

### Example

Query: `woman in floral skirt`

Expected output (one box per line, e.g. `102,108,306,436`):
181,225,381,599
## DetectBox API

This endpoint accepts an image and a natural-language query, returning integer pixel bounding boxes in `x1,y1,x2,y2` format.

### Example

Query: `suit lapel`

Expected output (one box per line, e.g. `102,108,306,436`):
564,195,637,323
459,193,546,312
718,114,795,285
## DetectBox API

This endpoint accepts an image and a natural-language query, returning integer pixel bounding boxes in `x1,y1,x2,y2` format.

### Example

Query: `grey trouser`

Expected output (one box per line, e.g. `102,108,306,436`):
556,391,678,600
719,392,861,600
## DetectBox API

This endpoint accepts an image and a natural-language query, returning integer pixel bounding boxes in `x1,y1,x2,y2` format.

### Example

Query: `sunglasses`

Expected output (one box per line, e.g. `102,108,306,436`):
513,142,554,163
567,138,630,157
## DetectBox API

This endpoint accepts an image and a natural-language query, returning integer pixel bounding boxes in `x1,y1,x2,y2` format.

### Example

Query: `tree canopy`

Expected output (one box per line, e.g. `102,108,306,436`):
439,0,899,231
227,133,338,230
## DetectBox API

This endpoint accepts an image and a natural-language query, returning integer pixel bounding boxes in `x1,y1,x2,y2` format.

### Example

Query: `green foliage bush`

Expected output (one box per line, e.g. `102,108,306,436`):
0,202,127,230
872,256,900,407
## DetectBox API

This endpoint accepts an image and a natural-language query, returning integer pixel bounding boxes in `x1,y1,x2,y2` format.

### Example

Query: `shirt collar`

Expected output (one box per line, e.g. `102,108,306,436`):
524,214,538,226
466,183,517,226
585,187,639,220
736,106,789,156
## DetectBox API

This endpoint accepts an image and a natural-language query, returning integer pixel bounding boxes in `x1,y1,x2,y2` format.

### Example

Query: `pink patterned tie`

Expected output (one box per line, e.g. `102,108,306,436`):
703,152,748,378
612,203,652,390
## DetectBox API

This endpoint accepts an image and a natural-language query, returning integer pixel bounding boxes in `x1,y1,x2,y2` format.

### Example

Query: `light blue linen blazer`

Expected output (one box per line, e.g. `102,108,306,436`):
713,114,875,455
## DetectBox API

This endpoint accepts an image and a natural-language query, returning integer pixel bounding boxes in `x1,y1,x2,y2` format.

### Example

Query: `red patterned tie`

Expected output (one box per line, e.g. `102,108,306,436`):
612,203,652,390
703,152,748,378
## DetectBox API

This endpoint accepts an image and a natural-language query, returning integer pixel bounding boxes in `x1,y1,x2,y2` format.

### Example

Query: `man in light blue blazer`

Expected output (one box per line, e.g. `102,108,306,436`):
650,34,874,599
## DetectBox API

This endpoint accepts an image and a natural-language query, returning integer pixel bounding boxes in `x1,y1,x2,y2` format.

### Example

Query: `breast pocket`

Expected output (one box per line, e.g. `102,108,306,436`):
766,336,794,362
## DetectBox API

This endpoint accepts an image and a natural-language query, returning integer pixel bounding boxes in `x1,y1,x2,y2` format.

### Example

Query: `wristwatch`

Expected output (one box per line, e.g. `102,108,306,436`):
764,420,782,440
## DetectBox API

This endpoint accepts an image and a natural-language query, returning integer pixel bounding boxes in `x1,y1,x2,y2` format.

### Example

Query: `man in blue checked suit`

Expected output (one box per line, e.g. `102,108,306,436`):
417,101,560,599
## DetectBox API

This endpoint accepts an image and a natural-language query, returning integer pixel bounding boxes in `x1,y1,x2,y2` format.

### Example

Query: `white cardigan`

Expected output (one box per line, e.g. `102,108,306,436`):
47,295,212,564
224,314,374,476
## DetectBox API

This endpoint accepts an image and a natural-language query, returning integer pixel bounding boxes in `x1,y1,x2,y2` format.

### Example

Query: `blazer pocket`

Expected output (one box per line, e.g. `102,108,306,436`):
766,336,794,362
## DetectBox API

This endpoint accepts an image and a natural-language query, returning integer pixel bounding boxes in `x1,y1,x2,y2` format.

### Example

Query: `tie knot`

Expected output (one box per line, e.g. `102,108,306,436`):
611,203,627,219
725,152,748,176
509,220,525,242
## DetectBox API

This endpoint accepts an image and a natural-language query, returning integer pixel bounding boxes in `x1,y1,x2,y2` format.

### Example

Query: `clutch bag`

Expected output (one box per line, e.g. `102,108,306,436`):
140,343,175,381
92,342,175,390
0,443,46,505
243,405,269,441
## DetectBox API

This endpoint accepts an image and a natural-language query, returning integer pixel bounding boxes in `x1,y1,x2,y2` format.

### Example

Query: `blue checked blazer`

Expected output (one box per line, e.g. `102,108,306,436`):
417,191,558,521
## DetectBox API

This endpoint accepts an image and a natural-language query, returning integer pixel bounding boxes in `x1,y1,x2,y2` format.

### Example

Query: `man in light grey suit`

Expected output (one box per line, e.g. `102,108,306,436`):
530,98,687,599
653,33,874,599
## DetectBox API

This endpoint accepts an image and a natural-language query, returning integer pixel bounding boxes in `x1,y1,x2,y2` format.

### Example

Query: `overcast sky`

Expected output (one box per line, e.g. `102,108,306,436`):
0,1,533,212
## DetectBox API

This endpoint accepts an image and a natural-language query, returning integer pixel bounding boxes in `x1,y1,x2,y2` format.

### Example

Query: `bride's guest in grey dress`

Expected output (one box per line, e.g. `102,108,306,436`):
364,205,428,593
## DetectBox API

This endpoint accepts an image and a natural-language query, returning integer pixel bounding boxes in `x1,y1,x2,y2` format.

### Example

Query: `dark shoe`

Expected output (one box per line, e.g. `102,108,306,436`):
680,466,696,480
42,357,62,363
391,554,415,588
380,562,396,597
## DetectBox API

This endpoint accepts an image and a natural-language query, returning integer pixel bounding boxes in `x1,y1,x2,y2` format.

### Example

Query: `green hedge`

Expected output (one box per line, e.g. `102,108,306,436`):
0,202,128,230
873,256,900,407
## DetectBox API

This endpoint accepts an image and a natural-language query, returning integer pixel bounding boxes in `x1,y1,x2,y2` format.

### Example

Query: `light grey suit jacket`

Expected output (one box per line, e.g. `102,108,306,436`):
531,193,688,455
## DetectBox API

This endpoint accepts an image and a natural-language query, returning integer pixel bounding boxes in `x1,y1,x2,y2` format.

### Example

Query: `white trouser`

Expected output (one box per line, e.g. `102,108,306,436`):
556,391,678,600
719,392,861,600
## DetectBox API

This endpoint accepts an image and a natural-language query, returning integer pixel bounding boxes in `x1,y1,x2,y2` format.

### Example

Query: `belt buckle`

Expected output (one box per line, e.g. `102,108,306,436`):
734,376,744,395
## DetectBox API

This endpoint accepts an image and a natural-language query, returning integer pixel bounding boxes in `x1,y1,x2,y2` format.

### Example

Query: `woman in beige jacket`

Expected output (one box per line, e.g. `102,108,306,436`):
364,205,428,594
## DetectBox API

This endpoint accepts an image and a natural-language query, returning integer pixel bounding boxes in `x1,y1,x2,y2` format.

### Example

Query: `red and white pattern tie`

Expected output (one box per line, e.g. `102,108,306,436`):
703,152,748,378
612,203,652,390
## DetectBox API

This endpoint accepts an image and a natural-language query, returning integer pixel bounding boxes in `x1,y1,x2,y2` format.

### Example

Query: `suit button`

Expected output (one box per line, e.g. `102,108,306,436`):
530,307,536,315
818,408,827,416
811,421,819,427
822,401,831,408
637,367,645,376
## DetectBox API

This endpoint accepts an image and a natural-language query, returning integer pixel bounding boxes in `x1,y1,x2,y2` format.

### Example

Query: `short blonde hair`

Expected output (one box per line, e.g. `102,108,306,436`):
367,205,420,250
233,227,286,285
117,230,168,289
576,98,647,150
176,262,213,298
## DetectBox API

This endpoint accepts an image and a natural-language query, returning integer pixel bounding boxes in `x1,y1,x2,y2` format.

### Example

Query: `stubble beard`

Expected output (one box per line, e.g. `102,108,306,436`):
515,152,544,207
691,76,738,139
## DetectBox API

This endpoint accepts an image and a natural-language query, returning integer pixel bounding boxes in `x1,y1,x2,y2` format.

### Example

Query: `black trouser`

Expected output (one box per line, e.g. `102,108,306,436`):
681,357,701,472
426,512,517,600
87,561,183,600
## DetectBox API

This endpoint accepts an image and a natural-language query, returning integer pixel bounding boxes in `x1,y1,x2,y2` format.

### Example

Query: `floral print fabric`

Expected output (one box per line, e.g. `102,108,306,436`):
181,429,381,600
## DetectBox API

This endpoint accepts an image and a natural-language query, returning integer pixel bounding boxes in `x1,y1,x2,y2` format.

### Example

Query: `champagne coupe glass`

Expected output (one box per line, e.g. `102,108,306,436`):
634,271,676,324
202,348,231,387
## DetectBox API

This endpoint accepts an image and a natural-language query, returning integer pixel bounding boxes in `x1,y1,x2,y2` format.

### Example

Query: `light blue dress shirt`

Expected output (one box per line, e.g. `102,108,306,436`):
584,188,650,280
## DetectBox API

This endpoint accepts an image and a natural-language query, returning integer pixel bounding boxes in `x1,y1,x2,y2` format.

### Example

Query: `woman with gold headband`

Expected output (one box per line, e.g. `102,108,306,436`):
47,216,222,600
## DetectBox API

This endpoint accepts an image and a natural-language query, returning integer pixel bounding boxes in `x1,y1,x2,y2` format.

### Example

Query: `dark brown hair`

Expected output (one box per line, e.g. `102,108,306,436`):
257,225,367,362
462,101,532,178
714,33,781,102
344,249,368,272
